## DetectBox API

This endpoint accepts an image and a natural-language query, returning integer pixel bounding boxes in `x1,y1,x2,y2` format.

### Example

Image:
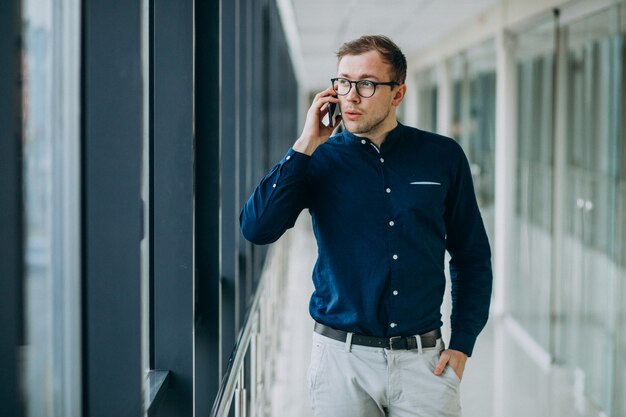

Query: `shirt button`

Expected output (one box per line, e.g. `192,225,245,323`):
386,188,391,194
392,254,398,260
286,155,291,160
272,184,277,188
380,157,385,163
388,220,395,226
390,323,397,328
361,139,366,144
393,290,398,296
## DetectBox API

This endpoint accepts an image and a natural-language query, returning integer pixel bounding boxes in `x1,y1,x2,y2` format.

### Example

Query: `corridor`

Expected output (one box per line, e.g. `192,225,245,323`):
2,0,624,416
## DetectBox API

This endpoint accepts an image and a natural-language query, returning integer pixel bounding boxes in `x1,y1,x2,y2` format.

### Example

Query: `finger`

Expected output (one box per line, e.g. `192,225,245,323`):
313,88,332,99
314,96,339,115
313,86,337,101
434,353,449,376
324,84,337,94
315,93,339,104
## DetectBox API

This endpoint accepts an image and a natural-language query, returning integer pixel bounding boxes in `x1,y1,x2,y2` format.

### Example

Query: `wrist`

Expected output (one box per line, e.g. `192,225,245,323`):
293,136,321,156
448,349,468,360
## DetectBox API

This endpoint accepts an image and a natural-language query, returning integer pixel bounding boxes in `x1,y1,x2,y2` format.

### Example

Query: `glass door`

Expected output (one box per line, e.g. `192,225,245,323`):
555,6,623,415
511,18,556,351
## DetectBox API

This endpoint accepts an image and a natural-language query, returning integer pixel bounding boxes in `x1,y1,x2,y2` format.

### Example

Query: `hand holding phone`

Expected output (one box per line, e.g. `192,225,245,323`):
328,101,341,128
293,87,340,156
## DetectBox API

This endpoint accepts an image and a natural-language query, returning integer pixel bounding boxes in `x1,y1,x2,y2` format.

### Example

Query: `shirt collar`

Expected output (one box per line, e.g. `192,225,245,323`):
342,122,405,148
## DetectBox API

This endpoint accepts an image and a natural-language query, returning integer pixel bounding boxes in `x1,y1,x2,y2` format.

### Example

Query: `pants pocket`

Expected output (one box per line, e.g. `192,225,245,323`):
443,363,462,384
307,340,327,391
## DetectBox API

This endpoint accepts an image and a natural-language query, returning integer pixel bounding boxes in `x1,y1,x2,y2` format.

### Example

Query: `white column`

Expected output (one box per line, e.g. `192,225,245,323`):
436,60,452,136
493,29,517,317
493,27,518,417
402,72,419,127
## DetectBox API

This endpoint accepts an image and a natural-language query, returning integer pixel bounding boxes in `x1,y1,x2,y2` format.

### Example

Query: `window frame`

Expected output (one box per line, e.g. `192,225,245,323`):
0,0,24,415
81,1,143,415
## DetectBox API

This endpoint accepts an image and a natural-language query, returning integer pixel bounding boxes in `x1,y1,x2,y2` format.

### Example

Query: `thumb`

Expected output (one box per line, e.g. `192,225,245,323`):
434,353,449,376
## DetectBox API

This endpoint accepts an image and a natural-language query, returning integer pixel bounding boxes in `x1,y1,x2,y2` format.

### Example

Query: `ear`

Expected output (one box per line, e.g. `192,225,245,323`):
391,84,407,106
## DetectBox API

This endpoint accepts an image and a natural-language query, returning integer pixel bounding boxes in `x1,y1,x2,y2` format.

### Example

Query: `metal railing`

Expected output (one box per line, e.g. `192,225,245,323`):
211,237,289,417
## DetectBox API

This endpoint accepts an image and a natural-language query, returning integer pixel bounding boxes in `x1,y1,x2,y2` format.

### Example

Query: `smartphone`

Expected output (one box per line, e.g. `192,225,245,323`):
328,102,340,128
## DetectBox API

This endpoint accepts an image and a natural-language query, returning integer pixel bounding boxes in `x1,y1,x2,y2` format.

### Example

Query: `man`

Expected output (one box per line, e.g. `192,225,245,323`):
241,35,492,417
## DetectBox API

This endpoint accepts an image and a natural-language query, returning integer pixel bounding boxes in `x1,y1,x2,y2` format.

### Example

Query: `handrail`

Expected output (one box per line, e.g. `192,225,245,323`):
210,240,288,417
210,271,267,417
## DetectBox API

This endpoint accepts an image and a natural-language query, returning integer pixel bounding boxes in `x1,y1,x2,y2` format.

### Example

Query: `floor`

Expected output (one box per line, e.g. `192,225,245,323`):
270,214,606,417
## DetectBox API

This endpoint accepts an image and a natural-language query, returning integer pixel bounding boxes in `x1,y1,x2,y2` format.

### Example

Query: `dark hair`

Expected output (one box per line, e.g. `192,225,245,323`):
336,35,407,84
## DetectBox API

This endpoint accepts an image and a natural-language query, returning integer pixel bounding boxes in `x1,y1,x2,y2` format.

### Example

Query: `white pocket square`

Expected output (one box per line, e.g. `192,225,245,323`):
409,181,441,185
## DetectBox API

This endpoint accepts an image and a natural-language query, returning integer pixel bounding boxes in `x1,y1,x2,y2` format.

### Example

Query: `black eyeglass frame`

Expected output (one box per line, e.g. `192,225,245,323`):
330,77,400,98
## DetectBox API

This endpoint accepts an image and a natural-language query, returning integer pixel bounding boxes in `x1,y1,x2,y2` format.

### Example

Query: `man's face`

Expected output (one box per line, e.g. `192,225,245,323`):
336,50,403,137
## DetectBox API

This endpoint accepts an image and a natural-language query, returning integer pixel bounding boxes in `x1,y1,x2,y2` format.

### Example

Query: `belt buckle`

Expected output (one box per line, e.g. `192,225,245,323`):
389,336,407,350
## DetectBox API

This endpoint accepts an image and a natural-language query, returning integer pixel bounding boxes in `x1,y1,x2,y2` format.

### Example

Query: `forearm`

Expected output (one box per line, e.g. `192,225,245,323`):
240,148,310,245
444,145,493,356
241,86,338,244
448,258,492,356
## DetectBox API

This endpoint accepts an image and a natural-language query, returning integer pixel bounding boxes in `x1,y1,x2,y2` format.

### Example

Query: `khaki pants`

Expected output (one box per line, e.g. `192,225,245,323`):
308,332,462,417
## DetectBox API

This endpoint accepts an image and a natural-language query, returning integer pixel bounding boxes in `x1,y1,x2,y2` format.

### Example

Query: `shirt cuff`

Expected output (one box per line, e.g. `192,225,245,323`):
280,148,310,175
449,330,477,357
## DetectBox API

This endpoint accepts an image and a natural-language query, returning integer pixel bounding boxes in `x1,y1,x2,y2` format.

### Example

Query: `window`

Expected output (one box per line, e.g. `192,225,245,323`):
447,41,497,240
21,0,81,415
416,67,438,132
510,17,555,351
557,7,623,413
509,6,626,415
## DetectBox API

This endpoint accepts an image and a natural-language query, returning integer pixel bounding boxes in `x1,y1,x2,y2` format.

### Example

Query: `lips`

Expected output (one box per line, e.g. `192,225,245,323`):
343,109,362,120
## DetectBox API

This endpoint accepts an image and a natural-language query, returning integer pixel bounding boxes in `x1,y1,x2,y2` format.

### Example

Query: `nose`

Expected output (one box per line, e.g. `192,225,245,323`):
346,84,360,103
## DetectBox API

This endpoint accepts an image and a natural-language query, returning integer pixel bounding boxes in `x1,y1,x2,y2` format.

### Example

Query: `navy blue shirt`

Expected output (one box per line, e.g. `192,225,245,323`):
240,123,492,356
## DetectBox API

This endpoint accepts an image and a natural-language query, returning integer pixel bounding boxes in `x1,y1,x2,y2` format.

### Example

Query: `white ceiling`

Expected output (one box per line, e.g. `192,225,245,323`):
286,0,500,90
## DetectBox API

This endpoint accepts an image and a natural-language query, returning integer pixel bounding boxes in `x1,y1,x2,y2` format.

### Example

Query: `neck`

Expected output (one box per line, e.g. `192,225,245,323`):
356,118,398,148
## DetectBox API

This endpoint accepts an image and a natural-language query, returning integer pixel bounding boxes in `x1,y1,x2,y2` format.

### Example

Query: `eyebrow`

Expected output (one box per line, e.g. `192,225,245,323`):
338,73,381,81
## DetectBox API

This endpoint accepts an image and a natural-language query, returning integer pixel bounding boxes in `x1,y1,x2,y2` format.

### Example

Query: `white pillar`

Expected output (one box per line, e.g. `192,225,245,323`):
492,27,518,417
436,60,452,136
493,29,517,317
402,72,419,127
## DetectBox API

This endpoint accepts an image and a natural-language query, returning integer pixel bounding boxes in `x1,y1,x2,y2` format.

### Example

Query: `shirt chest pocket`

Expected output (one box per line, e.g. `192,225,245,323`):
404,181,447,214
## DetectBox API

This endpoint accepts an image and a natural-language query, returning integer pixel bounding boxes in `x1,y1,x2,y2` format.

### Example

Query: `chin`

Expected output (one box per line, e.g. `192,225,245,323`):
344,121,365,134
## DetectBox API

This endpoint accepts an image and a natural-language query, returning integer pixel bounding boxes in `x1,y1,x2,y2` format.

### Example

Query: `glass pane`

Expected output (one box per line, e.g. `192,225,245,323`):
511,20,555,351
416,67,438,132
557,7,623,414
21,0,81,416
618,33,626,415
468,72,496,210
617,10,626,417
447,41,496,244
617,142,626,415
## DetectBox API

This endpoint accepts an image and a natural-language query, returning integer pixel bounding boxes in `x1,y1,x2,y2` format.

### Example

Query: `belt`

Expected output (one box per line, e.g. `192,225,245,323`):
314,322,441,350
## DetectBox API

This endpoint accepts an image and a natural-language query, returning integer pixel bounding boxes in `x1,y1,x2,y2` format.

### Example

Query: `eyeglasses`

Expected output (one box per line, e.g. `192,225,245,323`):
331,77,400,98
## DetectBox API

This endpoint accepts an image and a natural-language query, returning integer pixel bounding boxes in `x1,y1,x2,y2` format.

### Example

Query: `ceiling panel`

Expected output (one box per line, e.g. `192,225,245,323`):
288,0,499,90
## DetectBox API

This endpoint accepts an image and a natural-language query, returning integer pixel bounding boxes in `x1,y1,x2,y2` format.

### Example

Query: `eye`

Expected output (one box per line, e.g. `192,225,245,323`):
358,80,375,89
339,78,351,87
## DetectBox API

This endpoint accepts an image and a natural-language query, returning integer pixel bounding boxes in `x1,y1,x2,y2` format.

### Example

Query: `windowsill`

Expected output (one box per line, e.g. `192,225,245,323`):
145,370,171,415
